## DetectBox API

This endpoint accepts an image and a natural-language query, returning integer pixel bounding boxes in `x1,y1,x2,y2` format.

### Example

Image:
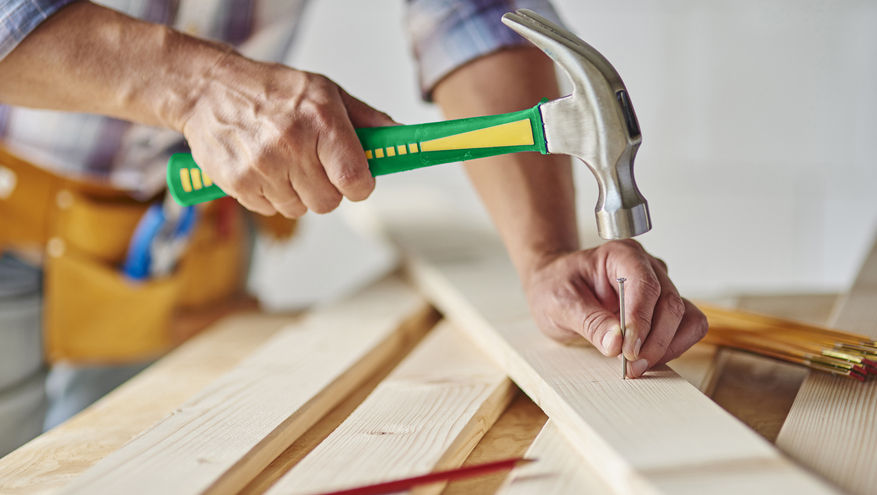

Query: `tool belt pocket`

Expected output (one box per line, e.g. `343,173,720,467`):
0,148,248,365
43,190,183,364
41,190,245,365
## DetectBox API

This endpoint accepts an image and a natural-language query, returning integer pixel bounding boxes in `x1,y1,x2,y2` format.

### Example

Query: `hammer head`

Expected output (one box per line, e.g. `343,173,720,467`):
503,10,651,240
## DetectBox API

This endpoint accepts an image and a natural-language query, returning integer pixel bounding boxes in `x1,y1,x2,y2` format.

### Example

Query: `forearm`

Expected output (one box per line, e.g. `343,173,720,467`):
0,1,230,131
432,47,578,283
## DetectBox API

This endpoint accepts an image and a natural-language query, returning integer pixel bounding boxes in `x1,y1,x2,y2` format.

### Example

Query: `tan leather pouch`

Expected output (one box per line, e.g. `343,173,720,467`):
0,146,247,365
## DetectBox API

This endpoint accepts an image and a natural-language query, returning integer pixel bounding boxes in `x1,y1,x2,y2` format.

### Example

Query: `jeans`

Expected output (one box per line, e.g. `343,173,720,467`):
0,253,150,457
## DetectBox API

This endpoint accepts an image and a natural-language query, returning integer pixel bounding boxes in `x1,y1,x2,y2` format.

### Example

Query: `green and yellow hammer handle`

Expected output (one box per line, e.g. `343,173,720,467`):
167,101,548,206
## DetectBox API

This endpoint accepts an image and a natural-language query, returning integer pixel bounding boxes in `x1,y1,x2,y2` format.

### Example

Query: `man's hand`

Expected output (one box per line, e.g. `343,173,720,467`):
433,47,709,376
182,59,395,218
523,241,708,378
0,2,394,218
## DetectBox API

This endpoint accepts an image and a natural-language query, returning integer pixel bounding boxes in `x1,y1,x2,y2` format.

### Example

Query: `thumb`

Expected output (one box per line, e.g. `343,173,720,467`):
339,89,398,128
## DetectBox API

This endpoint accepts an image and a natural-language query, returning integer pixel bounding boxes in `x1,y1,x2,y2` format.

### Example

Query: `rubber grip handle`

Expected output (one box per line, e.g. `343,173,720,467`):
168,102,546,207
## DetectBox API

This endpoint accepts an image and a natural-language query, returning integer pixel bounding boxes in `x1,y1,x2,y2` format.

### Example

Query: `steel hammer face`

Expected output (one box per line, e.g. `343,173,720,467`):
502,10,651,240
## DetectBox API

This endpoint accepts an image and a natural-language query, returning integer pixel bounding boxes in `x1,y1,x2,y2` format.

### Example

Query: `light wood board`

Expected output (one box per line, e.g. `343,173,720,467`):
264,320,516,495
0,310,291,495
497,420,613,495
440,392,547,495
373,206,838,495
238,312,441,495
57,276,433,495
776,239,877,494
665,343,723,395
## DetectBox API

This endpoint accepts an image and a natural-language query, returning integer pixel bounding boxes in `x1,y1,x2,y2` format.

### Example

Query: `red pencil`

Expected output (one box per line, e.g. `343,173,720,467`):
312,457,535,495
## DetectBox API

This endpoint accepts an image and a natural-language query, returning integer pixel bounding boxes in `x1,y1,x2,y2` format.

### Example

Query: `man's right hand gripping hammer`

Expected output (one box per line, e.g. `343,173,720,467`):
169,9,650,241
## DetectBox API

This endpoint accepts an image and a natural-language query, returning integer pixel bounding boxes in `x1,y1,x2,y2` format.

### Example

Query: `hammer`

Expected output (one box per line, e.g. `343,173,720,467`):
167,9,651,240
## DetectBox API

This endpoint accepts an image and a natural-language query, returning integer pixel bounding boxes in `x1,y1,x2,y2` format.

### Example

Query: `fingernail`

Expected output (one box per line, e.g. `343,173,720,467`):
601,327,622,354
633,338,642,359
631,359,649,378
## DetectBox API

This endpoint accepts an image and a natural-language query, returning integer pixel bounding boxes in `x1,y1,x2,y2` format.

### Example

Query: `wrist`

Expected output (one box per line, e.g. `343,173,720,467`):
148,28,239,133
515,241,579,289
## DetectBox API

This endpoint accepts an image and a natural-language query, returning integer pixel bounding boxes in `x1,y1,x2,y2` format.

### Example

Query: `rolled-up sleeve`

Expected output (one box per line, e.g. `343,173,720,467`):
406,0,565,101
0,0,79,61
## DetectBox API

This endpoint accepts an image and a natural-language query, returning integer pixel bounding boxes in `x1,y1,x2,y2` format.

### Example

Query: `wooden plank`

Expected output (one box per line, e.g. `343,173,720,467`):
776,240,877,494
665,343,724,395
373,205,839,495
497,420,613,495
0,309,292,495
441,391,547,495
238,314,441,495
57,276,435,495
263,320,516,495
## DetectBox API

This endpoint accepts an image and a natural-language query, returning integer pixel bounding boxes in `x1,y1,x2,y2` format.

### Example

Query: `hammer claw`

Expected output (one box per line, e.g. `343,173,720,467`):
503,9,652,240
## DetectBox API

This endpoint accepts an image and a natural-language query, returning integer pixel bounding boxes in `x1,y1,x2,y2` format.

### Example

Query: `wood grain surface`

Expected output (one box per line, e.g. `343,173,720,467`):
776,240,877,495
238,312,440,495
0,311,292,495
441,391,547,495
56,276,433,495
374,205,839,495
497,420,613,495
264,321,516,495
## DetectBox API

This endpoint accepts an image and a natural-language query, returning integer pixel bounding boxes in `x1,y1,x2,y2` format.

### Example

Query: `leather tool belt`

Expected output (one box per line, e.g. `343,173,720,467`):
0,146,250,365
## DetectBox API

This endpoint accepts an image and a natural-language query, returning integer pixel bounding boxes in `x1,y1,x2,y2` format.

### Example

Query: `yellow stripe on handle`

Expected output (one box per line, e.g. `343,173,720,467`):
202,172,213,187
190,168,204,190
419,119,534,152
179,168,193,193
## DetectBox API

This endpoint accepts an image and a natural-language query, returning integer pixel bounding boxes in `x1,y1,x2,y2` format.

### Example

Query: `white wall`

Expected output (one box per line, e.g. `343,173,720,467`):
282,0,877,298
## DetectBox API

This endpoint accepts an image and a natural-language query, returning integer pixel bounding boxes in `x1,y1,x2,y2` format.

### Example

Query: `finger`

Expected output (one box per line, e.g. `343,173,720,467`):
653,300,709,367
316,91,376,202
628,258,686,378
547,280,623,356
262,178,307,219
288,151,344,214
236,191,277,217
340,88,397,128
609,242,662,361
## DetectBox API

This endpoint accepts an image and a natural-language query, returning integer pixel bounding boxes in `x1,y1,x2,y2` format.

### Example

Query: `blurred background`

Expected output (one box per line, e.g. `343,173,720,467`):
249,0,877,308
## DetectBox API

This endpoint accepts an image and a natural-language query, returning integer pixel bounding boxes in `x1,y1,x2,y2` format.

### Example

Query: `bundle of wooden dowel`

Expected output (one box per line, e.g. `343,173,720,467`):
698,303,877,382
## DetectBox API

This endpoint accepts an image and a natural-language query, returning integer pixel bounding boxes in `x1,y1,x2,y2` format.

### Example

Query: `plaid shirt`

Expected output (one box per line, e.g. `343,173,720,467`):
0,0,562,196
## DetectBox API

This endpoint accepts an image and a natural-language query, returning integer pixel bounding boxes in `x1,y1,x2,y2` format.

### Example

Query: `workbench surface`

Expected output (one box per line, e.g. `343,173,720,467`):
0,291,840,495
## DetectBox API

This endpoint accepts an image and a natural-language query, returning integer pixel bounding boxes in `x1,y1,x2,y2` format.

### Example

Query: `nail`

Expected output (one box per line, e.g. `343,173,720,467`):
633,338,642,359
631,359,649,378
601,327,622,354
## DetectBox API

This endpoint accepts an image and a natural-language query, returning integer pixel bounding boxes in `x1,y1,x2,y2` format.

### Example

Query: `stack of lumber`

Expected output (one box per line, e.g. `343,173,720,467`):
2,196,875,494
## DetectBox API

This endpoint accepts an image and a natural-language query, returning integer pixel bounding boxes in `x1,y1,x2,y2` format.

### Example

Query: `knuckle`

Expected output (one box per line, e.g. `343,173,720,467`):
581,311,610,343
618,238,644,251
250,154,280,178
654,257,669,272
225,169,252,194
310,193,342,214
648,333,673,356
663,293,687,322
637,276,662,304
695,312,710,339
332,167,371,189
332,167,374,197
